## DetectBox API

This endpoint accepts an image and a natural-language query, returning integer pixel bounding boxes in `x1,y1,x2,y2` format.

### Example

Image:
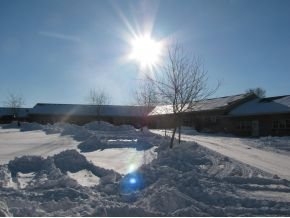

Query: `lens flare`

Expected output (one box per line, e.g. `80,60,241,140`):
120,172,144,194
128,163,137,173
129,178,137,184
129,34,163,69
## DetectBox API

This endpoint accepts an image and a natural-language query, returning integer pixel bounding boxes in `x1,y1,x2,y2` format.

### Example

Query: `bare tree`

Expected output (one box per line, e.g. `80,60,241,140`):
87,88,111,122
4,93,25,120
246,87,266,98
147,44,219,148
134,80,158,129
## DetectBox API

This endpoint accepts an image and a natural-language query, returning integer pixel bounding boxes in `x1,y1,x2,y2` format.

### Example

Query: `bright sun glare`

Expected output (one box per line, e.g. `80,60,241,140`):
130,35,162,69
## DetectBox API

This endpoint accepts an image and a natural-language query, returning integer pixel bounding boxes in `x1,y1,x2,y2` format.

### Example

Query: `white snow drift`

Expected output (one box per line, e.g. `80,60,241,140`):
0,122,290,216
152,129,290,180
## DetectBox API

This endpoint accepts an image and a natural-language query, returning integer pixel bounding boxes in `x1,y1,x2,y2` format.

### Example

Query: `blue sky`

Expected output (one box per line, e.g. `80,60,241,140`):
1,0,290,107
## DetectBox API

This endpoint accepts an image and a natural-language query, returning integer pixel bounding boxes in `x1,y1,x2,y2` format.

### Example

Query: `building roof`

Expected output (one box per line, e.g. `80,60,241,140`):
29,103,153,117
229,95,290,116
0,108,30,118
148,93,254,116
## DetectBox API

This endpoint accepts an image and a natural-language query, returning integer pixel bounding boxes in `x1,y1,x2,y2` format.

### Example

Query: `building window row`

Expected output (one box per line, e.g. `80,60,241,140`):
237,121,251,130
273,120,290,129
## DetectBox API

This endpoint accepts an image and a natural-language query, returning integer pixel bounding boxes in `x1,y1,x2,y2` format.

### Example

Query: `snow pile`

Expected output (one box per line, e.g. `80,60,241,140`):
20,122,44,131
0,165,15,188
1,150,120,190
0,127,79,165
78,136,106,152
67,170,100,187
1,121,20,129
1,139,288,216
0,201,11,217
83,147,157,175
133,142,290,216
83,121,135,132
1,122,290,216
78,137,154,152
8,156,44,174
255,136,290,153
55,123,92,141
162,130,290,180
2,121,44,131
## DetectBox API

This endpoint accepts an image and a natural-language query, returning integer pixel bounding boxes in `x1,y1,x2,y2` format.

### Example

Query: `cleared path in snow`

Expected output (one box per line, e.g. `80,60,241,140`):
151,130,290,180
0,128,79,165
0,128,156,175
84,147,156,175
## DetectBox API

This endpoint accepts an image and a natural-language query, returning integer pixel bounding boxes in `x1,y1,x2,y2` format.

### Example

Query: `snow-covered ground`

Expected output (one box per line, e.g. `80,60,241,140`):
84,147,156,174
0,122,156,174
0,129,79,165
0,122,290,216
152,129,290,180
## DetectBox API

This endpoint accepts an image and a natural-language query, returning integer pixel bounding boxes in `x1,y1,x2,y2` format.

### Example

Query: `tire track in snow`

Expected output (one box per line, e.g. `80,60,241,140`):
183,134,290,180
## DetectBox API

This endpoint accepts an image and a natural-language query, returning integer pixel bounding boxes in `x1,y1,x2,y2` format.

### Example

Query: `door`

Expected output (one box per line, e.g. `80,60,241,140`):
251,120,259,137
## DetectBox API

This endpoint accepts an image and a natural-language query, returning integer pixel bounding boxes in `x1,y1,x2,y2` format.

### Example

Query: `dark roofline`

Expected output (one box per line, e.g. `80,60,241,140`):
0,107,31,110
228,111,290,118
148,93,258,116
34,94,251,108
34,103,152,108
259,95,290,103
191,93,252,102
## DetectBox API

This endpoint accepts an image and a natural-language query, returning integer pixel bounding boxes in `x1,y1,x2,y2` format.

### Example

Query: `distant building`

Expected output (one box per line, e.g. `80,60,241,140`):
1,93,290,137
228,95,290,136
147,93,257,133
148,93,290,137
0,107,30,123
28,103,153,127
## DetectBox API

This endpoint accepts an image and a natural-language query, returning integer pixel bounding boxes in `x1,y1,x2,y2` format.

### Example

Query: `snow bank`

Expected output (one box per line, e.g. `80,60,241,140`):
8,156,45,176
2,121,44,131
1,150,120,190
84,121,135,132
78,137,154,152
1,122,290,216
67,170,100,187
1,121,20,129
83,147,157,175
0,128,79,165
78,136,107,152
0,201,11,217
55,123,92,141
255,136,290,153
133,142,290,216
20,122,44,131
1,140,290,216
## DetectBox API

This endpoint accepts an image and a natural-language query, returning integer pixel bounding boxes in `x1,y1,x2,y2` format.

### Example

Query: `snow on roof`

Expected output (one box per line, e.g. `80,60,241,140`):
229,95,290,116
0,108,30,118
149,94,250,116
30,103,153,117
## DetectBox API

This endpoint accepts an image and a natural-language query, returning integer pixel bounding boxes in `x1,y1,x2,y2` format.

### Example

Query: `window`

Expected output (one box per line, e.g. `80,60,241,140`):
279,121,286,129
286,120,290,129
237,121,251,130
273,120,288,129
273,120,279,129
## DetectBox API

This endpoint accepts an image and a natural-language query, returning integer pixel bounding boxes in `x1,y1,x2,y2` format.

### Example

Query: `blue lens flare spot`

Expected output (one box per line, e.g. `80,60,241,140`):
120,172,144,194
129,178,137,184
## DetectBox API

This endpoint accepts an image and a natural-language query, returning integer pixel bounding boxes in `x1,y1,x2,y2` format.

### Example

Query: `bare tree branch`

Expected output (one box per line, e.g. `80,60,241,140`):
147,43,220,148
87,88,111,122
4,93,25,119
134,80,158,128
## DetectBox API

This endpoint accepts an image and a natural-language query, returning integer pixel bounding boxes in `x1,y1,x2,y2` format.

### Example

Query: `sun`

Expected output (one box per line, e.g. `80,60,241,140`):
129,34,162,69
